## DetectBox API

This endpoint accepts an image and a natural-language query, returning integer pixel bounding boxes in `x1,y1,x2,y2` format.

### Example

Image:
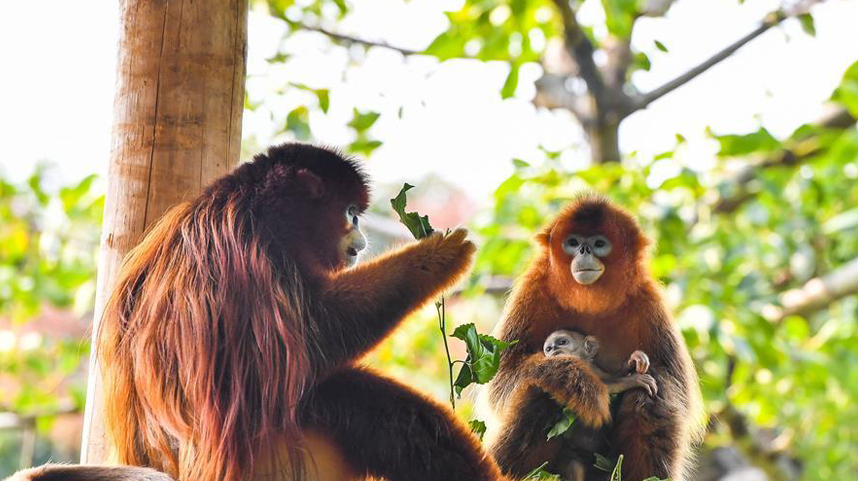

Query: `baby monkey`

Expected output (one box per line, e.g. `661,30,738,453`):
543,330,657,397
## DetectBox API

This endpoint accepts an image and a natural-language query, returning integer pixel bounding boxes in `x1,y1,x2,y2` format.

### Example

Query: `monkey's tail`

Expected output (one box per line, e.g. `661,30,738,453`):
5,464,174,481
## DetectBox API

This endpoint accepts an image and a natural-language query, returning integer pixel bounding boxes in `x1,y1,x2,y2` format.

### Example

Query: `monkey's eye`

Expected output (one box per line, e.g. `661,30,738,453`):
567,237,579,247
590,235,612,256
556,338,567,345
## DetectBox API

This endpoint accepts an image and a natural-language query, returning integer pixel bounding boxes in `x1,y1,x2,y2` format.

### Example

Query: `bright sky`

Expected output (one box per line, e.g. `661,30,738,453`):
1,0,856,201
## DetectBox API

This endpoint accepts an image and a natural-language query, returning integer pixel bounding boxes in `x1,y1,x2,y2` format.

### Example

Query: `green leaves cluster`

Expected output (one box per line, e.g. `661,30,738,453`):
390,184,513,414
451,323,516,397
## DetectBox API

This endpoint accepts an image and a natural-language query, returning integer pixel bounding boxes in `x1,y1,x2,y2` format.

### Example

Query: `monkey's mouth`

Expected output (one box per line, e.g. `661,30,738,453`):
571,267,604,285
343,247,360,267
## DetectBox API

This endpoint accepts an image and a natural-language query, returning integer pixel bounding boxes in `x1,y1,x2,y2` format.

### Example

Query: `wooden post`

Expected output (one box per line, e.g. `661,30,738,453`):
81,0,248,463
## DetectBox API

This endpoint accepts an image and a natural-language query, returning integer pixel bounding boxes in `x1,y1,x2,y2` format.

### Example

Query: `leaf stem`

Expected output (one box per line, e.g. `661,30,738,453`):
436,298,456,409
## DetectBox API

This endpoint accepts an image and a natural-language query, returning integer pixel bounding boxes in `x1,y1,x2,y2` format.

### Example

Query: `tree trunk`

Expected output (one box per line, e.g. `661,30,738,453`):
81,0,248,464
587,118,621,164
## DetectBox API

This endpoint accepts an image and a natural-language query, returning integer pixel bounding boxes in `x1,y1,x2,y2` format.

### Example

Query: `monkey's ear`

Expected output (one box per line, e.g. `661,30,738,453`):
583,336,599,357
295,169,325,198
534,226,551,246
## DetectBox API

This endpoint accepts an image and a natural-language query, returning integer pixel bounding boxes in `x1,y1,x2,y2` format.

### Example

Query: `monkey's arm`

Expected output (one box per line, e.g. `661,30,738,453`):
610,308,701,481
519,353,612,428
312,229,475,371
488,349,610,478
490,343,612,429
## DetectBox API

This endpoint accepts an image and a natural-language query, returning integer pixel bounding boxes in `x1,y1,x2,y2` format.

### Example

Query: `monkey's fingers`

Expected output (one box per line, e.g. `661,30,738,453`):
444,227,469,242
637,374,658,397
627,350,650,374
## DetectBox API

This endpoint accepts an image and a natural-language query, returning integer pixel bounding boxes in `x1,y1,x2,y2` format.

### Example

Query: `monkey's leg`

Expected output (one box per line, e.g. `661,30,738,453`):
610,374,685,481
313,229,475,370
489,386,564,478
302,367,508,481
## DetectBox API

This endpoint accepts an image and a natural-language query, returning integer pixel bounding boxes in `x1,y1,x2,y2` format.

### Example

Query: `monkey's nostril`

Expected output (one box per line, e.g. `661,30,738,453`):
347,247,358,256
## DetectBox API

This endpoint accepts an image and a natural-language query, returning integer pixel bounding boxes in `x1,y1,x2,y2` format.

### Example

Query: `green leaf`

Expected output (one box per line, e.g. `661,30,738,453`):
594,453,617,473
348,108,381,132
654,40,668,52
316,89,330,113
832,60,858,116
348,139,383,156
525,462,561,480
512,158,530,169
633,52,651,72
289,83,330,113
451,323,517,396
501,62,520,99
715,127,780,156
601,0,638,38
389,183,435,239
284,106,310,140
798,13,816,37
546,407,577,440
265,51,289,63
469,419,487,442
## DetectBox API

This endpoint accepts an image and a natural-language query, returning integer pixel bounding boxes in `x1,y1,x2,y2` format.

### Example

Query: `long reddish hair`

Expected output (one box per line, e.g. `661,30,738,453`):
98,185,311,480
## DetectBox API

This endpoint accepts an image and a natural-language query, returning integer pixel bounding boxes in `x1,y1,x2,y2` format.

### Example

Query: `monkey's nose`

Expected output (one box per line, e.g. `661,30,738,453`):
352,237,367,253
579,245,591,255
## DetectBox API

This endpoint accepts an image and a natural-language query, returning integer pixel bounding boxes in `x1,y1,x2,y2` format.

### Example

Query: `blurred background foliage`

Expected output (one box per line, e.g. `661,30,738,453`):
2,0,857,480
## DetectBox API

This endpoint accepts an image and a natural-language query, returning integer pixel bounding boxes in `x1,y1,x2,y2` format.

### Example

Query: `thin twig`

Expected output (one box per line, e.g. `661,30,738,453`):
551,0,606,106
296,23,420,56
628,0,826,115
713,107,856,214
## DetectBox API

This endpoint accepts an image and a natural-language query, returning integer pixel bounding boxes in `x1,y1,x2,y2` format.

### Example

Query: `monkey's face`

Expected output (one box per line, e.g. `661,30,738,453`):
338,203,368,267
543,329,599,360
562,233,612,285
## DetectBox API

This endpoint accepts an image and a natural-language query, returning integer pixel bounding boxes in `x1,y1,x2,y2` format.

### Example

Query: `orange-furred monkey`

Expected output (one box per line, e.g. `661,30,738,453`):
486,195,704,481
8,144,512,481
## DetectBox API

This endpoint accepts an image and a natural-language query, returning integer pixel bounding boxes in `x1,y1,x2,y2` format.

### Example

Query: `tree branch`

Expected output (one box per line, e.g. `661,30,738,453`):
550,0,606,106
628,0,825,115
533,73,590,121
296,23,420,56
764,256,858,323
713,107,856,214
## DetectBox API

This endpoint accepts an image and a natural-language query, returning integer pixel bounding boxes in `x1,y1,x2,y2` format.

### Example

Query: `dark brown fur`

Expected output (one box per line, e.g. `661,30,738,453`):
487,195,704,481
11,143,510,481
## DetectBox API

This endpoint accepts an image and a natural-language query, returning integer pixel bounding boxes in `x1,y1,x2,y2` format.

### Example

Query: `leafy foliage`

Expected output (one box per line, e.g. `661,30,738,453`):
525,461,561,480
451,323,516,397
390,183,435,239
546,407,577,440
469,419,487,442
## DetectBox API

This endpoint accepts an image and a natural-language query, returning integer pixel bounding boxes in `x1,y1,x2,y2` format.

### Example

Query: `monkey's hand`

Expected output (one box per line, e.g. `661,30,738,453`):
412,228,477,287
631,373,658,397
626,350,650,374
522,353,611,428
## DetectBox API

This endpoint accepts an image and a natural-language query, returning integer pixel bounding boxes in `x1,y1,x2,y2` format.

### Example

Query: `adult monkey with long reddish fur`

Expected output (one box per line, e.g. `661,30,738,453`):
8,143,511,481
486,195,704,481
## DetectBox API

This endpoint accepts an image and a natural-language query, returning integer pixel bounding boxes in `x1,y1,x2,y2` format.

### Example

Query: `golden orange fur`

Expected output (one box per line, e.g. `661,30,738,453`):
487,195,704,481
